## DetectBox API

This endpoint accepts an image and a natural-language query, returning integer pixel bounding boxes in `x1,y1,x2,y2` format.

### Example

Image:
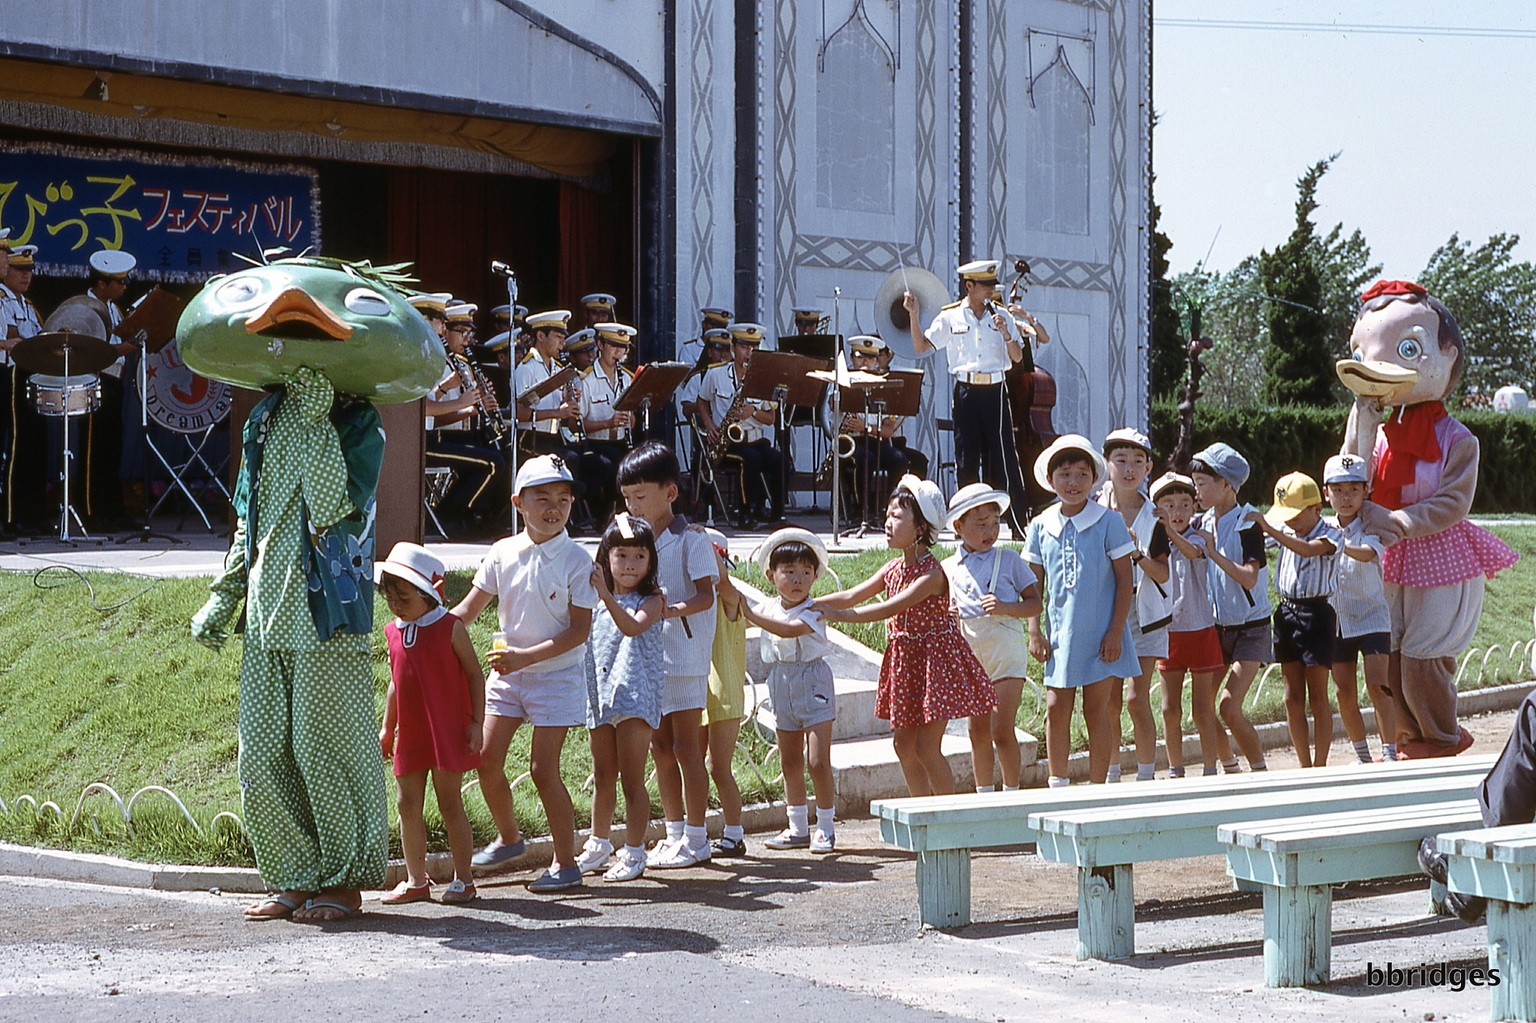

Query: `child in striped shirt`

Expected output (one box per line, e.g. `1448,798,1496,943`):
1248,471,1342,768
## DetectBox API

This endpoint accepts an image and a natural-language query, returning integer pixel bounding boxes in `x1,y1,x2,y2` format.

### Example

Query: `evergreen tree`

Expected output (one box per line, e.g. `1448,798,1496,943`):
1149,188,1185,399
1260,158,1335,406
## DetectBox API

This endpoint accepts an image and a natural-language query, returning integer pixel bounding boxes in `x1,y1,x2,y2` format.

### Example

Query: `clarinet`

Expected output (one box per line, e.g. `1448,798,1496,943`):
450,352,508,449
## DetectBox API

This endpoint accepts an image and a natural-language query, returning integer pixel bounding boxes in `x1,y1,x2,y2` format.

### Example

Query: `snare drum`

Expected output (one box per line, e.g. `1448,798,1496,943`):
28,374,102,417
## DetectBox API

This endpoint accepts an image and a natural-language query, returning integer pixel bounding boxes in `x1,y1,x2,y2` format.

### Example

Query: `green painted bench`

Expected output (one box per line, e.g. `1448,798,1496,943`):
1439,823,1536,1022
1029,772,1484,961
1220,799,1483,988
871,755,1495,928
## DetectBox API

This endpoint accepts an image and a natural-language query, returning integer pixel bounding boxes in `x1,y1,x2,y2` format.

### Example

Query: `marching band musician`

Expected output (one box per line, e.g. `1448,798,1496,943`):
513,309,581,465
480,302,526,407
1,245,46,534
580,292,617,330
578,321,638,522
697,322,784,525
839,335,911,484
858,334,929,479
408,291,453,341
676,305,733,422
424,297,506,535
83,249,138,527
563,328,600,375
903,259,1033,531
791,306,823,336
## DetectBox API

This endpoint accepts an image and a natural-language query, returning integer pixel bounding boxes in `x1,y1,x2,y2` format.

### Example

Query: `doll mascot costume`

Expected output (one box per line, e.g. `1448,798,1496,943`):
1338,280,1518,759
184,257,444,918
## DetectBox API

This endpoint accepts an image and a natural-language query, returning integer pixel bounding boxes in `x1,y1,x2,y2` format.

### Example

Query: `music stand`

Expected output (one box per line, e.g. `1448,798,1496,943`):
777,333,838,362
614,360,692,442
842,370,924,534
115,287,186,545
742,350,832,522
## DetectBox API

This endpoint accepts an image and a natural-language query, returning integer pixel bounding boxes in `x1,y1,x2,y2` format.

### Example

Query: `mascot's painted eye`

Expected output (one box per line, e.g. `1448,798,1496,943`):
344,287,391,316
1398,337,1423,361
215,275,269,309
1351,351,1363,362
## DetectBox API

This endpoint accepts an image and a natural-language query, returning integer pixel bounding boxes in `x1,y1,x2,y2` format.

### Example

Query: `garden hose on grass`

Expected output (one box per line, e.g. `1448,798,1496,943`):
31,564,158,612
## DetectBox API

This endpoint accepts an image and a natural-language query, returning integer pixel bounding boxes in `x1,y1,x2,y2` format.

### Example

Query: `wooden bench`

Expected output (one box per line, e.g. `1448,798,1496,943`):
1438,823,1536,1022
871,755,1495,928
1028,773,1483,961
1220,800,1483,987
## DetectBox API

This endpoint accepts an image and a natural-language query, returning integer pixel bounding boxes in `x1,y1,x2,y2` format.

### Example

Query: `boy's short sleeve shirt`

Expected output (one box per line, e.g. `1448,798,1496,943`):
943,546,1035,619
1329,516,1391,637
654,517,720,675
473,531,597,674
754,596,832,663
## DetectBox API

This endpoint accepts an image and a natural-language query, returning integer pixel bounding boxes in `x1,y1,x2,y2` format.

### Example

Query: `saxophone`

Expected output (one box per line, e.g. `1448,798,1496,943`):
449,352,507,448
706,388,750,464
816,414,860,482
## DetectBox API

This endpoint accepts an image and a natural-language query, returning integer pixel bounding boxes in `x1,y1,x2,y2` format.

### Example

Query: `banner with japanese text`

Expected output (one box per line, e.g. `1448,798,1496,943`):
0,142,320,283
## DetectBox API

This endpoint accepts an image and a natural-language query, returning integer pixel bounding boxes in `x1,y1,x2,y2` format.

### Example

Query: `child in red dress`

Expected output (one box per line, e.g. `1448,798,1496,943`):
375,543,486,906
817,476,995,796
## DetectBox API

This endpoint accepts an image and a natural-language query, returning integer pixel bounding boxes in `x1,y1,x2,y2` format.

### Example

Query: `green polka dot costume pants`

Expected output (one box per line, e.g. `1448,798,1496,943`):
238,638,389,892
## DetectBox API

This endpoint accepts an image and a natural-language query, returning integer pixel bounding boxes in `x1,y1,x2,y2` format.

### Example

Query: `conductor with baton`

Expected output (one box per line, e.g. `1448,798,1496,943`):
903,259,1032,533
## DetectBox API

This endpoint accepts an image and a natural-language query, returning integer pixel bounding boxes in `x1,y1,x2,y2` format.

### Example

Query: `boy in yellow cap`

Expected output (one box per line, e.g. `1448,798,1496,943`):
1247,471,1343,768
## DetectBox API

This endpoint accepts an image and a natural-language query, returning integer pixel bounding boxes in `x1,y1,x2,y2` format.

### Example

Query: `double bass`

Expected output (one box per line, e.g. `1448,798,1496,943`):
1002,260,1058,505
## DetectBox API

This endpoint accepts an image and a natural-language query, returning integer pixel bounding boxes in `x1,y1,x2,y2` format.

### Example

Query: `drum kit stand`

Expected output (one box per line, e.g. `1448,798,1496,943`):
11,287,224,545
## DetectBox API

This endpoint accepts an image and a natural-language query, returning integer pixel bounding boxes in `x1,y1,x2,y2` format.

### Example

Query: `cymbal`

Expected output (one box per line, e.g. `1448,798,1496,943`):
11,331,118,377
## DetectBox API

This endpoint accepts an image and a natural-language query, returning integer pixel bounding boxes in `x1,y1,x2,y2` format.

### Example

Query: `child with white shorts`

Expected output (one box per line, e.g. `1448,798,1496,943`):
452,455,596,892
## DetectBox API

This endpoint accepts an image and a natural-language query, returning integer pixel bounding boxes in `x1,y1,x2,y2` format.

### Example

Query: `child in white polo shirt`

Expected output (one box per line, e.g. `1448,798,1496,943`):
616,442,719,868
452,455,596,893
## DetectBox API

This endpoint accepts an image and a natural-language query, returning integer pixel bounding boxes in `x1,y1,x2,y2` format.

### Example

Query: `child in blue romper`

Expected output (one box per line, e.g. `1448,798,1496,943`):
1025,435,1141,786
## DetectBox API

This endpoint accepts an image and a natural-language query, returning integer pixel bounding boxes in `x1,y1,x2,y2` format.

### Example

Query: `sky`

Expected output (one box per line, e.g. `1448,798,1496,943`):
1152,1,1536,279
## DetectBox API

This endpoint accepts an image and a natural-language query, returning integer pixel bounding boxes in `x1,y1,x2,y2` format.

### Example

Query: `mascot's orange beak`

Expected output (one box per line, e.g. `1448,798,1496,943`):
245,287,354,341
1336,358,1419,403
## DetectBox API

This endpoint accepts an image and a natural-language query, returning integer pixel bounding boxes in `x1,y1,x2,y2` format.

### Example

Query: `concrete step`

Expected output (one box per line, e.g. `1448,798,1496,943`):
827,727,1033,817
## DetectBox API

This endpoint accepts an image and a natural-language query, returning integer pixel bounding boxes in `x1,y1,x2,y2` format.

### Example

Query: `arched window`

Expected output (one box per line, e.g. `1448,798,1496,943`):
1025,45,1092,235
817,5,895,214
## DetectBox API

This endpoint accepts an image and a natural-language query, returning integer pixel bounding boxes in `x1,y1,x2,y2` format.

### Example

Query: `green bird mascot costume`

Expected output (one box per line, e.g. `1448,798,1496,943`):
183,257,444,920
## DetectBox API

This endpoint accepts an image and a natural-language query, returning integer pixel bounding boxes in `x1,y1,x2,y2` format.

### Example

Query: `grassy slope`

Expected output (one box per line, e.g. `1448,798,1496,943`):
1,524,1531,865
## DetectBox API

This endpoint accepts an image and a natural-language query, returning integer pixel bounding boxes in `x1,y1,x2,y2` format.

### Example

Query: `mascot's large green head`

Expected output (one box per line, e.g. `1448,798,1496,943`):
176,257,444,402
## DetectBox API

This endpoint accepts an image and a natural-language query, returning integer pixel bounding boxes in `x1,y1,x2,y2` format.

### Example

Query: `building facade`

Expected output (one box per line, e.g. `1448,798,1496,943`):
0,0,1150,485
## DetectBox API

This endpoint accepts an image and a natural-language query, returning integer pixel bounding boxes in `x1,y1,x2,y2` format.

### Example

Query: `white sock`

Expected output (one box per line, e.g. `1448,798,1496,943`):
1169,765,1185,778
684,824,708,850
1382,743,1398,762
1047,776,1070,788
1353,739,1373,763
723,824,745,842
976,784,996,793
787,804,809,836
1106,763,1122,783
1249,759,1267,772
624,843,645,859
1136,763,1156,781
1203,766,1218,776
1221,756,1240,773
665,820,685,843
815,806,835,836
1001,784,1020,791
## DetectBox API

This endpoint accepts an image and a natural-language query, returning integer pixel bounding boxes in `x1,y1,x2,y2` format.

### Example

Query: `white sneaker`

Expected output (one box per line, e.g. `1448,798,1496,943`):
648,838,709,869
603,848,647,882
576,836,614,875
810,829,836,854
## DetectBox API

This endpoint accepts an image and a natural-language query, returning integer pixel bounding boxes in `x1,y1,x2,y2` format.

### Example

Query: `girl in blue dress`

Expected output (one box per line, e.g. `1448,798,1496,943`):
1025,435,1141,786
579,513,666,882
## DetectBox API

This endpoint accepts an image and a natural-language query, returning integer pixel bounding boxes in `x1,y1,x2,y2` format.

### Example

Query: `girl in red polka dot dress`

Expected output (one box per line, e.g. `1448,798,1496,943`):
816,476,995,795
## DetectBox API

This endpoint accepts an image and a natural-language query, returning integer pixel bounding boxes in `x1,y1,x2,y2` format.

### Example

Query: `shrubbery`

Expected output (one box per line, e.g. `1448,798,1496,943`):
1149,402,1536,513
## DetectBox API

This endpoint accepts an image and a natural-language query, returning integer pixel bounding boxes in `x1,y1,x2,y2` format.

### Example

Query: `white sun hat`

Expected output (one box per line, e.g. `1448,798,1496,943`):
945,481,1011,528
753,526,829,580
895,474,947,532
1033,434,1107,490
374,542,447,603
